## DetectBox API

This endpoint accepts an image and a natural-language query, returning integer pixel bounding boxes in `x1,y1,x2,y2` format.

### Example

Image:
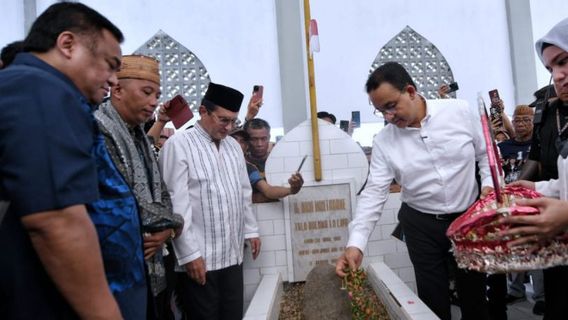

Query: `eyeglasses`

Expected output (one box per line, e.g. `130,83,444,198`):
373,91,402,118
208,111,238,127
512,117,533,124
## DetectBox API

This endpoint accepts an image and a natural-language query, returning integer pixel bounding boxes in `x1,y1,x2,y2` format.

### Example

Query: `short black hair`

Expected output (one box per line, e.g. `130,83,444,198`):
230,129,249,141
365,61,416,93
23,2,124,53
317,111,337,124
0,40,24,68
244,118,271,132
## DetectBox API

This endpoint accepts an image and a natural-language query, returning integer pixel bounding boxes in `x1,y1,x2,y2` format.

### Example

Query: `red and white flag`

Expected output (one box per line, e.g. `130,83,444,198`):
309,19,320,56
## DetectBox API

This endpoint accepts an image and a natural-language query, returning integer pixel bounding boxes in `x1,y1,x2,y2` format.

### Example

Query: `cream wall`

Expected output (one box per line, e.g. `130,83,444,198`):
0,1,25,49
31,0,285,128
309,0,515,126
2,0,567,131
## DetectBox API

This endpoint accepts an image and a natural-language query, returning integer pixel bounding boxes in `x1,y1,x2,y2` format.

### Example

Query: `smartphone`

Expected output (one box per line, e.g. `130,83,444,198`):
253,85,264,102
297,155,307,172
488,89,501,106
339,120,349,132
351,111,361,128
488,89,503,126
447,82,459,93
166,94,194,129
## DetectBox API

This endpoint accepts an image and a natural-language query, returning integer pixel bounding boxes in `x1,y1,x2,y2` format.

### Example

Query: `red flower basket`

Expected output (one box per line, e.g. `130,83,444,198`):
447,186,568,273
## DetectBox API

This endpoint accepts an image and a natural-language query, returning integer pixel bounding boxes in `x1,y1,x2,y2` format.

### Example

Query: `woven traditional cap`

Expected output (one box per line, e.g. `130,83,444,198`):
203,82,244,112
117,55,160,85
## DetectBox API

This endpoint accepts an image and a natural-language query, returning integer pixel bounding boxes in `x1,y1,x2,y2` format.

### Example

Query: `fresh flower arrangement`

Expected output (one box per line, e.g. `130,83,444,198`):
342,268,388,320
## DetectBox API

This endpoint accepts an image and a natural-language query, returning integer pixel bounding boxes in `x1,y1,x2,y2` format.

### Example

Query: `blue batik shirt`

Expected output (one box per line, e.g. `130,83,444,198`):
83,109,146,293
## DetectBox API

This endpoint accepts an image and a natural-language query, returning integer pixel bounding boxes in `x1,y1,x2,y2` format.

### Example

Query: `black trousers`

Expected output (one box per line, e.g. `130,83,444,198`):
178,264,243,320
149,245,177,320
486,273,507,320
543,266,568,320
398,203,489,320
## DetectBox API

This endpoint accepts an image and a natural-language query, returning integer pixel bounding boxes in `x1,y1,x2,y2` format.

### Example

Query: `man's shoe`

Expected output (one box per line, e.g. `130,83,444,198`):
504,294,526,305
533,301,545,316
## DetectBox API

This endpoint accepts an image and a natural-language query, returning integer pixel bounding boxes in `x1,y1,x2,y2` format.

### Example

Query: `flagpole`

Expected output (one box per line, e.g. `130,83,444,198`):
303,0,322,181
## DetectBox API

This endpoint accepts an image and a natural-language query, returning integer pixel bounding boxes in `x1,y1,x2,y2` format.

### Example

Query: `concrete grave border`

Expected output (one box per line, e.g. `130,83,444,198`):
243,262,438,320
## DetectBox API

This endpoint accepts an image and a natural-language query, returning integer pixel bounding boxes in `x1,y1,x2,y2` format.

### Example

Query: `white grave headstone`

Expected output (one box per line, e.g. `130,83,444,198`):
265,119,368,282
286,180,356,281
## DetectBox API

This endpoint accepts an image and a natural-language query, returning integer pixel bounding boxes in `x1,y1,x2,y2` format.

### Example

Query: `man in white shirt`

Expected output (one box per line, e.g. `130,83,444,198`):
335,62,492,320
159,82,260,319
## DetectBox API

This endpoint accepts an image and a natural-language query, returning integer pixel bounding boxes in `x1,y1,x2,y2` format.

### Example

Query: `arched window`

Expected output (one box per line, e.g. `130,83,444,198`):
370,26,455,99
134,30,210,113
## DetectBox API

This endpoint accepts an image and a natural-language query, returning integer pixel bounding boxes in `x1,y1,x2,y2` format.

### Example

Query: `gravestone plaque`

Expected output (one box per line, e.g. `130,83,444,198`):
287,181,353,281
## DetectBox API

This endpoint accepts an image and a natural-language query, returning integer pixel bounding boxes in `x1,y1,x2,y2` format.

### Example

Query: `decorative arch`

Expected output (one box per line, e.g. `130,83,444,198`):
134,30,210,113
370,26,456,99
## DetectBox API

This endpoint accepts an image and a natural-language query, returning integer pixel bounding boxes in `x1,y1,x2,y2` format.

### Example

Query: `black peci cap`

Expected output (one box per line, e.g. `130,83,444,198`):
202,82,244,112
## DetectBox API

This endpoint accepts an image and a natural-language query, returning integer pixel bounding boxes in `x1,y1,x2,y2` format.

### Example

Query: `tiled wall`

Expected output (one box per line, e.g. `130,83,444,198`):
243,120,416,306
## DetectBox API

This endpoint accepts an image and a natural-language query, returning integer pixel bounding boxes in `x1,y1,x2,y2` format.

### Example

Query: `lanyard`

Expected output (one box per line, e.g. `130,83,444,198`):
556,107,568,137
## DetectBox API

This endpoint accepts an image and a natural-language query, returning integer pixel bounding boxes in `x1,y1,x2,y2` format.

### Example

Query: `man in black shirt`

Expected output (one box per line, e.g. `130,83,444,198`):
500,105,534,183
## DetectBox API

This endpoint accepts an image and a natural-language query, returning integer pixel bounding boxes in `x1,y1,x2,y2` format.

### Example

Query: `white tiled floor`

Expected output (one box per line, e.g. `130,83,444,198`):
451,283,544,320
507,300,544,320
451,300,542,320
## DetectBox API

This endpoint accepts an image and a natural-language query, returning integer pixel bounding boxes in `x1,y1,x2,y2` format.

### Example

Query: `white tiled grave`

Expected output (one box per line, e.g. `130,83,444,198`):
243,119,416,307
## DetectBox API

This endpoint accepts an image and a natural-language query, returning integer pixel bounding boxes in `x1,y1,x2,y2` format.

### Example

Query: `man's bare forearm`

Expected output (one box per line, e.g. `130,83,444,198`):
22,205,122,319
258,183,291,199
147,120,166,145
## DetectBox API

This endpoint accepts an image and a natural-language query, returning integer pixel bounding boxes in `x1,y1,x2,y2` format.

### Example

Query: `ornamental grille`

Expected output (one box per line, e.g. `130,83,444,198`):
370,26,455,99
134,30,210,113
